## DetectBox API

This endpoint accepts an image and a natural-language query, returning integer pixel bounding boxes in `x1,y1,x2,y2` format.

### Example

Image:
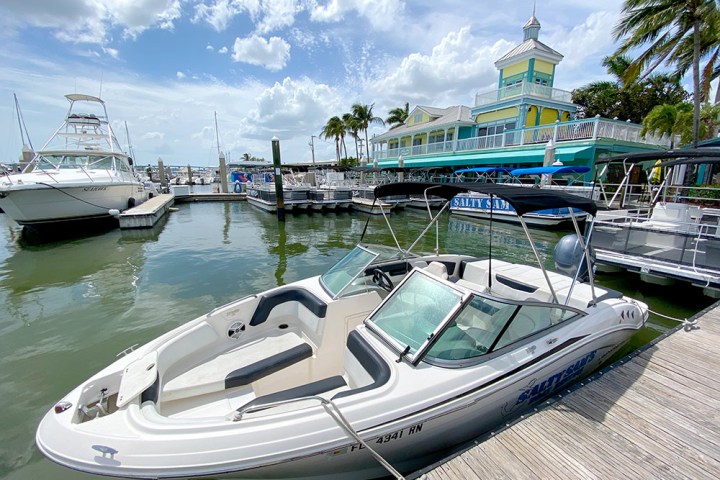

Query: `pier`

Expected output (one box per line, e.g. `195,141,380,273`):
415,301,720,480
119,193,175,229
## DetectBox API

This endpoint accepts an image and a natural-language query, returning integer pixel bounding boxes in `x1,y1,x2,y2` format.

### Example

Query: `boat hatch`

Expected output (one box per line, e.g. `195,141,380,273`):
366,269,583,367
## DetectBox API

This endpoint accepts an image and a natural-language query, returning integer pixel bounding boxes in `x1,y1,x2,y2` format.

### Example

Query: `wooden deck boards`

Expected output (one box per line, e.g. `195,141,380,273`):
416,302,720,480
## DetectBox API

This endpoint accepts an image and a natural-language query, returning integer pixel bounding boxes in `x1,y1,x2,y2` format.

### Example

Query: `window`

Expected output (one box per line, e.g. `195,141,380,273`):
413,113,423,124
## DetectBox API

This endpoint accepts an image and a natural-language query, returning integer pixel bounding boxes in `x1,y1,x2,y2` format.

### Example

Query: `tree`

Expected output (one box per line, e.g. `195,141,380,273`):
343,112,360,160
351,103,384,159
320,116,345,162
386,102,410,128
613,0,720,147
641,102,691,147
572,56,688,122
242,153,251,162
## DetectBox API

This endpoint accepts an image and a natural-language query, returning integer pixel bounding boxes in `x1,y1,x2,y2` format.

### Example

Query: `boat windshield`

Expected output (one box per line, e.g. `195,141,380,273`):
320,245,379,298
366,270,467,363
34,154,116,170
367,270,581,365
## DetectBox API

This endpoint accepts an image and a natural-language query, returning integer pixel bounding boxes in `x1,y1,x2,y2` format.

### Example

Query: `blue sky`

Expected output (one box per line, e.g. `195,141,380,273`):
0,0,647,167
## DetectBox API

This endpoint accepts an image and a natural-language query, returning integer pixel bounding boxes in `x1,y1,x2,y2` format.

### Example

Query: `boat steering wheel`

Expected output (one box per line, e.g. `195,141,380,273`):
372,268,394,292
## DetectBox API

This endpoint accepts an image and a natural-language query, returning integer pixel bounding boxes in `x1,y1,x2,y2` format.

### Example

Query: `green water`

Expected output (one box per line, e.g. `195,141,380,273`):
0,201,712,479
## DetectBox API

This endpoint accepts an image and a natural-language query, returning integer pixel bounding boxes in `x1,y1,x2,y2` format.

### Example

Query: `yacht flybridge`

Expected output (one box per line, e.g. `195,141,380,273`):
37,182,648,479
0,94,148,228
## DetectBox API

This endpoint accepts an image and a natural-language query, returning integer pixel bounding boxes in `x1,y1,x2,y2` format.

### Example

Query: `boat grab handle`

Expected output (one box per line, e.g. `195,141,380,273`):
227,395,404,480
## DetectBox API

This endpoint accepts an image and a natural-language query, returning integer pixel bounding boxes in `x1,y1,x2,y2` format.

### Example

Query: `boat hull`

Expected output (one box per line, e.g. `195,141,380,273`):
0,181,146,226
450,194,587,227
35,323,638,479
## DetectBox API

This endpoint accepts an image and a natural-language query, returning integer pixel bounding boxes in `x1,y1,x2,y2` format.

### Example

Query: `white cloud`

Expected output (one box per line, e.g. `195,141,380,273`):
176,71,186,79
371,27,507,107
310,0,404,31
206,44,214,51
192,0,260,32
255,0,297,33
218,46,228,54
231,35,290,71
2,0,184,44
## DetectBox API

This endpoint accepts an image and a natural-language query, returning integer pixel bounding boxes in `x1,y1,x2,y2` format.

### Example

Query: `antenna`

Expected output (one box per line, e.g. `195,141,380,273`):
214,111,221,157
99,72,104,98
13,93,34,150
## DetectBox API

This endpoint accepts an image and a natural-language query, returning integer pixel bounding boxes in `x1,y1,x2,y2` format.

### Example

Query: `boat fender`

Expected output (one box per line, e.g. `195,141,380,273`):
127,197,136,209
234,181,242,193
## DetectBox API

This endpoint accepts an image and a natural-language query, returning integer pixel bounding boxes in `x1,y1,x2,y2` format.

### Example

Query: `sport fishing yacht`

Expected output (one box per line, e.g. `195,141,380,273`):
0,94,148,228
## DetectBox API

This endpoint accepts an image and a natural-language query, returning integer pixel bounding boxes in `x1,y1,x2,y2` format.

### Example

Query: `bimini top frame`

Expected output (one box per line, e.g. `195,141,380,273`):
373,182,599,307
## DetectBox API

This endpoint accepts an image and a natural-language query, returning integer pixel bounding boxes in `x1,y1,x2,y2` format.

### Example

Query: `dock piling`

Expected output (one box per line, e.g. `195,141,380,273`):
272,136,285,221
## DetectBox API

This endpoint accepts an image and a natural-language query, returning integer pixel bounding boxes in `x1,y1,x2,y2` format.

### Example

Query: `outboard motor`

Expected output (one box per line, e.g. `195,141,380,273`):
554,234,595,283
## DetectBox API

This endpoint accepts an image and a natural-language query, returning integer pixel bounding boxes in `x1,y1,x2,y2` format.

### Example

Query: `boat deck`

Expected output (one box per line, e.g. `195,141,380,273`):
414,301,720,480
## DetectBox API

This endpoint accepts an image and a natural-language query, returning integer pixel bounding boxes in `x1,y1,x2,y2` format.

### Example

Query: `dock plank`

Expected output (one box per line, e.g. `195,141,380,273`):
415,301,720,480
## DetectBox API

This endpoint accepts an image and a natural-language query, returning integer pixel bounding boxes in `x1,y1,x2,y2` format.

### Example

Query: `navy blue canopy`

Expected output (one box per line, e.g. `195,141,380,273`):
373,182,597,216
510,166,590,176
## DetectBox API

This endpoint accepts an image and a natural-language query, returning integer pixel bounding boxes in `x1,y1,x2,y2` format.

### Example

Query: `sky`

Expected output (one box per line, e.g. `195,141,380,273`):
0,0,651,167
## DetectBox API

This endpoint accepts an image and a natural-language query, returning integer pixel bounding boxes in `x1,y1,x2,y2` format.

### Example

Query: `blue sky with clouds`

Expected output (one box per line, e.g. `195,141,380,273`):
0,0,654,167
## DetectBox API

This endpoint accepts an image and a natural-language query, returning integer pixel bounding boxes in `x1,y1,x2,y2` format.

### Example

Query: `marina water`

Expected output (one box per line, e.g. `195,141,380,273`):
0,198,713,479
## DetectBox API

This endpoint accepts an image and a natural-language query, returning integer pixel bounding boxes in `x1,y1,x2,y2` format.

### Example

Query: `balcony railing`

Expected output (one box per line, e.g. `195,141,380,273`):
373,117,670,160
474,81,573,106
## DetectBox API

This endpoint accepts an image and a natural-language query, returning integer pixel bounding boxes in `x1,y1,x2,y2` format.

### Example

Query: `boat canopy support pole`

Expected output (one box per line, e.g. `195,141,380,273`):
405,200,451,256
566,212,598,306
518,217,559,303
230,396,405,480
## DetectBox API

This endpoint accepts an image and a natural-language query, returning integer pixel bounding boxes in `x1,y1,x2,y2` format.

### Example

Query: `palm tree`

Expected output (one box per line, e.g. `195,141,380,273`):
641,102,691,147
342,112,360,160
320,116,345,162
670,10,720,103
351,103,384,159
613,0,720,147
386,102,410,128
241,153,251,162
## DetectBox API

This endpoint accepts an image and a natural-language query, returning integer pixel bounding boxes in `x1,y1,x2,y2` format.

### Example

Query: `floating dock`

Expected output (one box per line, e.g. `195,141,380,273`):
119,194,175,229
173,192,246,203
414,301,720,479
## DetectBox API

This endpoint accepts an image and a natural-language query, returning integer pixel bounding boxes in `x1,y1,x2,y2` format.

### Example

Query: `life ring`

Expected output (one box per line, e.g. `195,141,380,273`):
234,181,242,193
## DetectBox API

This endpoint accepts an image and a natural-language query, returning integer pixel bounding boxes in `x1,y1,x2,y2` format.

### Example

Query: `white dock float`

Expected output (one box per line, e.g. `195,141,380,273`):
119,194,175,229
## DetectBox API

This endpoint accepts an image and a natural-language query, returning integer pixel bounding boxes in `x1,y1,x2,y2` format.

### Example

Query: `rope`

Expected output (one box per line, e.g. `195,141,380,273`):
648,307,691,325
322,401,405,480
38,182,118,211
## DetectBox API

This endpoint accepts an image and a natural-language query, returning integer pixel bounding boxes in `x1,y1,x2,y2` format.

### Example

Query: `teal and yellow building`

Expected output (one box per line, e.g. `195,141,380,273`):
370,13,667,173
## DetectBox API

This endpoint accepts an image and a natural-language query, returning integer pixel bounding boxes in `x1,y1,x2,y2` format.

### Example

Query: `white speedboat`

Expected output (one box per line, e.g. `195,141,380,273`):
0,94,148,228
37,182,648,479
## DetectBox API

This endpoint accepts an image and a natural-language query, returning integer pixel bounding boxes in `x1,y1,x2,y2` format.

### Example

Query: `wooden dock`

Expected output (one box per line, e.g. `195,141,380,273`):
119,193,175,229
414,302,720,480
173,192,246,203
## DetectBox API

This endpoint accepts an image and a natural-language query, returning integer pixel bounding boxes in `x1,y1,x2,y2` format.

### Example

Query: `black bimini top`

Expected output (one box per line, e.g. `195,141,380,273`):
599,148,720,168
374,182,598,217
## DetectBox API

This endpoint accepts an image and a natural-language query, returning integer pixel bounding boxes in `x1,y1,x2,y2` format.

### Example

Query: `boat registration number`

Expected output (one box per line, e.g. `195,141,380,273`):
349,422,424,452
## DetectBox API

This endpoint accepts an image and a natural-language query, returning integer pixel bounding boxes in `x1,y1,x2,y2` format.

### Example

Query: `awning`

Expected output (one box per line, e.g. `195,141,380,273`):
377,146,593,168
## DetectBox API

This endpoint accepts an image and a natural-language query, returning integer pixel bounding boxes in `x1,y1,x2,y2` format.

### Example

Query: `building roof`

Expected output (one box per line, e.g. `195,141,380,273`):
495,39,563,67
372,105,474,142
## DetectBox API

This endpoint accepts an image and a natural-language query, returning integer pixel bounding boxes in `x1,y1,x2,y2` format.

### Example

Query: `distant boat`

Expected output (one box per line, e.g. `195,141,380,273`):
450,166,593,227
0,94,149,228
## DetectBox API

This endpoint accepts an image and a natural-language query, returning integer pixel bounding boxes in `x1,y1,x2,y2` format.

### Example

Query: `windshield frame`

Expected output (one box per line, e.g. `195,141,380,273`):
364,268,470,365
320,245,379,299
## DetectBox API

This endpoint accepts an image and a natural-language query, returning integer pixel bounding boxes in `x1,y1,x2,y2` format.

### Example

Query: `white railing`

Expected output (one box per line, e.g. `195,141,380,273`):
474,81,573,106
372,116,671,160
